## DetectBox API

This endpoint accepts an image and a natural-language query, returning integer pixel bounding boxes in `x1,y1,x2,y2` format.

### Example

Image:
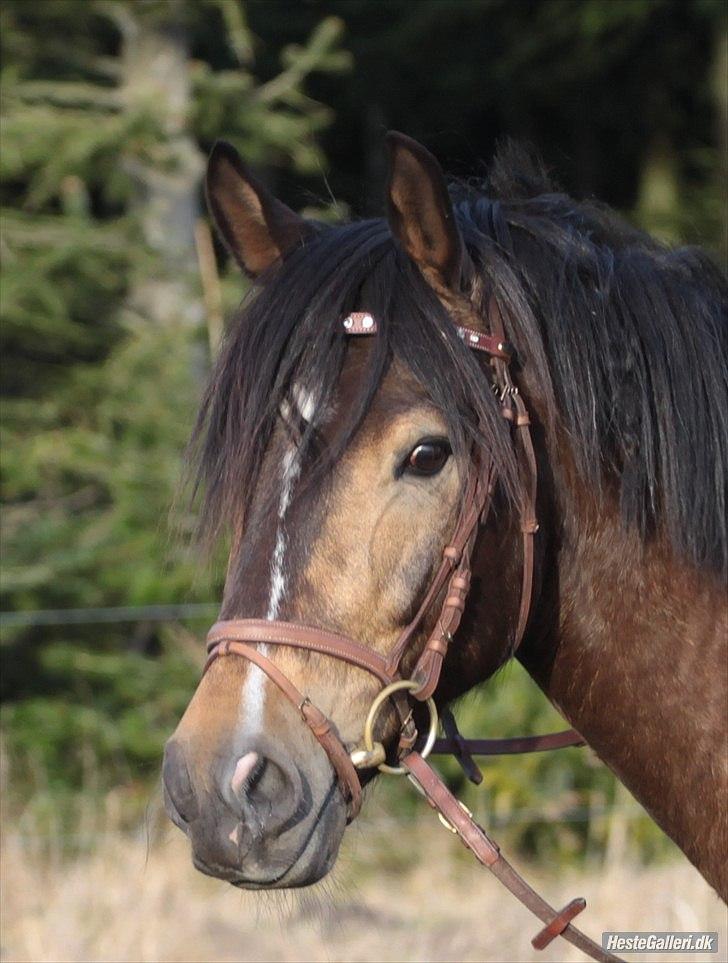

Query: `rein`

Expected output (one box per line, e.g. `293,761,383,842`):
203,309,621,963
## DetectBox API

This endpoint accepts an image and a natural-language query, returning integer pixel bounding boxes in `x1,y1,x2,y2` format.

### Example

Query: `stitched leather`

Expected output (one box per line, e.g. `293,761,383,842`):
532,898,588,950
207,620,392,683
404,753,620,963
342,311,378,334
456,323,512,359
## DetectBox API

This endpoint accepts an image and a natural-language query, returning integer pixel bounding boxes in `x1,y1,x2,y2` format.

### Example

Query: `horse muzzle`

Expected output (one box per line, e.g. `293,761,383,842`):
162,727,347,888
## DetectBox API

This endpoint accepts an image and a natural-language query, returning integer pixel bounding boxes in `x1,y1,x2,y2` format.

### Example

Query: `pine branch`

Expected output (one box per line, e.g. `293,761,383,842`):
6,81,123,111
0,210,132,253
256,17,351,105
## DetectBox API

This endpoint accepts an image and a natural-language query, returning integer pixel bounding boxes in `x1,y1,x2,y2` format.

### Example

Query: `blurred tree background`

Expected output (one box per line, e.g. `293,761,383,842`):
1,0,725,860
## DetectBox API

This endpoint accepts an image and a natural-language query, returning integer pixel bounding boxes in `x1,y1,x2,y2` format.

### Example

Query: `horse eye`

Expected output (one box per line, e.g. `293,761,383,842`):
403,439,451,477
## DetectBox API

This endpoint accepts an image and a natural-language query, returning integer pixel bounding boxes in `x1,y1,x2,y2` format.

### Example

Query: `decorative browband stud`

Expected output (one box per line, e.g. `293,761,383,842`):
457,325,513,360
342,312,377,334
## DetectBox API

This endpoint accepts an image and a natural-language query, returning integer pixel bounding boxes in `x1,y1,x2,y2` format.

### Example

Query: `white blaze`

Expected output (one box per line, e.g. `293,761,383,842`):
292,383,316,423
266,446,301,620
239,443,302,731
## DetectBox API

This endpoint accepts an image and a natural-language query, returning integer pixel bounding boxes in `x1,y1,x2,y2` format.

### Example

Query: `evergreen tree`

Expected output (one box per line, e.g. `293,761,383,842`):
248,0,726,252
1,0,719,861
0,0,349,800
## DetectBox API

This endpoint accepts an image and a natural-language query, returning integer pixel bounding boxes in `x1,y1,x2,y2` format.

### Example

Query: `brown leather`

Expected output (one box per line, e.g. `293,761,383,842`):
201,304,620,962
207,620,392,684
488,295,539,651
404,753,621,963
384,462,493,684
457,323,512,359
203,638,363,819
342,311,378,334
440,706,483,784
532,898,587,950
433,728,586,758
403,750,500,865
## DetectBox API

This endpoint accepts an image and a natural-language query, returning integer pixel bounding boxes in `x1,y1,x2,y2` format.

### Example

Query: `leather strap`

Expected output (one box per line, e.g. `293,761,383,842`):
384,462,492,681
203,638,363,820
404,752,622,963
199,303,621,961
409,463,495,698
488,295,539,651
207,619,392,684
532,898,588,950
203,633,611,960
439,706,483,784
457,324,512,359
342,311,377,334
432,728,585,758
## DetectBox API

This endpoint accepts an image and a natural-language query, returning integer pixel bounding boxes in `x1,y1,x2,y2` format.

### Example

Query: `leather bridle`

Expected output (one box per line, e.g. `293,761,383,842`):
202,308,622,963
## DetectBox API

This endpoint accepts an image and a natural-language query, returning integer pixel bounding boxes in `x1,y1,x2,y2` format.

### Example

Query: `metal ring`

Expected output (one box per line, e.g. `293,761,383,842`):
362,679,438,775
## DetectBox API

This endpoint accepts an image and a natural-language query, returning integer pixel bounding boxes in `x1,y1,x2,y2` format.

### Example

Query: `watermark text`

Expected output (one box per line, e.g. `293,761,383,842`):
602,932,718,954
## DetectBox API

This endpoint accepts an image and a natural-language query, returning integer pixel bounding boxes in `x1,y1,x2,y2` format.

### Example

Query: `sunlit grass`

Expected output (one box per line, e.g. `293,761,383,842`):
1,787,724,963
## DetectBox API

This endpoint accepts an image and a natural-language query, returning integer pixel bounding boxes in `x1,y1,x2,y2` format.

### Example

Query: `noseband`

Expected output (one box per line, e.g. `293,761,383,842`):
202,306,621,963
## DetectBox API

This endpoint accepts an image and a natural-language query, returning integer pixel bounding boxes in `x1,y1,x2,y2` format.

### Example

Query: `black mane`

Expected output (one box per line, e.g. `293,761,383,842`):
193,145,728,575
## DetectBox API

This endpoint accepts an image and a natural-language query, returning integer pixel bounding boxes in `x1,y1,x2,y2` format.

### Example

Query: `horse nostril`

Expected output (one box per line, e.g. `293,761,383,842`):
163,739,199,824
231,751,260,799
225,743,304,835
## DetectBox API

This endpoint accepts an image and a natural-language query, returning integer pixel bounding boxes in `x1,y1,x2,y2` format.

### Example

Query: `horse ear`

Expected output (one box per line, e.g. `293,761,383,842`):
385,131,465,291
205,140,313,277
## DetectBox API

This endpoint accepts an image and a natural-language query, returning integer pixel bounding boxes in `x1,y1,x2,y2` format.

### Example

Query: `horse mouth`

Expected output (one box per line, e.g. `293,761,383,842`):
191,777,344,890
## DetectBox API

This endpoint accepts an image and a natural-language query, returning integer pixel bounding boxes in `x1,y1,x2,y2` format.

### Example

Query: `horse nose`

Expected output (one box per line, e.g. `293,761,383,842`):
163,733,309,874
226,741,304,835
162,738,199,827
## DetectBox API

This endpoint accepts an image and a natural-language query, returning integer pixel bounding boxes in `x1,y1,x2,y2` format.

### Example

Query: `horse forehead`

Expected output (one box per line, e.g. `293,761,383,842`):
349,360,442,434
357,381,448,455
266,356,444,511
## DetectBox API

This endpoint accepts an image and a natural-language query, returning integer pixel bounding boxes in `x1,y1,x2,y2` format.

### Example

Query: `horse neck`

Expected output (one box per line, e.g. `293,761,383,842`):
518,482,727,897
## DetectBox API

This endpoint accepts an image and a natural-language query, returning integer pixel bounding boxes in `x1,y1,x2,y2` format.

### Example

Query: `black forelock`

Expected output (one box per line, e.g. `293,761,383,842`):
191,144,727,576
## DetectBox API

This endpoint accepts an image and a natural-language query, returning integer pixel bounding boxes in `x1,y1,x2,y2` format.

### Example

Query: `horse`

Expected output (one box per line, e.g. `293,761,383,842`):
163,133,727,914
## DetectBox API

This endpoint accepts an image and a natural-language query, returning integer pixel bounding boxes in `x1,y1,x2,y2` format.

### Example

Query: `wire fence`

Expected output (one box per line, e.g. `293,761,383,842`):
0,603,218,629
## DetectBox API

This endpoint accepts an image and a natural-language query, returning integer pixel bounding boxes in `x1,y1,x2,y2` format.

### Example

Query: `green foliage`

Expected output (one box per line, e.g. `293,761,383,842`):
0,0,348,819
1,0,348,601
1,0,722,866
191,14,351,171
2,636,197,787
373,663,672,866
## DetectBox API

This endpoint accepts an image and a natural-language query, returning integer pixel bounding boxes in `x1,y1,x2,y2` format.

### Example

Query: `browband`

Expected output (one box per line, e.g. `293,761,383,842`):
341,312,513,360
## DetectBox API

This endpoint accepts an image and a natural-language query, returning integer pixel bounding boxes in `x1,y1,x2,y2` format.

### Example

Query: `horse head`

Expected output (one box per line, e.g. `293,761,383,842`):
163,134,530,887
163,133,728,904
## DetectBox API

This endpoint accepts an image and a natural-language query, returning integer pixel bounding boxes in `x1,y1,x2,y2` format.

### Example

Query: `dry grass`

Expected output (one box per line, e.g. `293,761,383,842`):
1,793,726,963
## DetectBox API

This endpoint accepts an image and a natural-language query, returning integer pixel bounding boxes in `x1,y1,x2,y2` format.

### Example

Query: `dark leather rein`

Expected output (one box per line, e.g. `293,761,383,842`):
203,309,622,963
